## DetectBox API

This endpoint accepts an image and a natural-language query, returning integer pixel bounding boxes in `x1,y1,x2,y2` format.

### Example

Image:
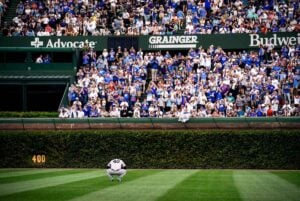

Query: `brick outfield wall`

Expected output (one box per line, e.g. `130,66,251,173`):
0,118,299,130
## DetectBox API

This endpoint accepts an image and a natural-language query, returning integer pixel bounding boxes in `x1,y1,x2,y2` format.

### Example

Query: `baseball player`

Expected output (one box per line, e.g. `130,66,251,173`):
106,159,127,182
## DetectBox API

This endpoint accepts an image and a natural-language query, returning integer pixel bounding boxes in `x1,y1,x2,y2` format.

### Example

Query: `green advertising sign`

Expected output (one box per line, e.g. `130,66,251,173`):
0,36,107,50
0,32,298,51
139,32,299,50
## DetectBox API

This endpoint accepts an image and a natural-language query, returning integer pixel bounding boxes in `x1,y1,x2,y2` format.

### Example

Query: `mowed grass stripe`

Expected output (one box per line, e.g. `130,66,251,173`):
156,170,242,201
69,170,197,201
0,169,70,179
233,171,300,201
0,169,32,173
0,170,104,196
270,171,300,188
0,170,159,201
0,169,92,184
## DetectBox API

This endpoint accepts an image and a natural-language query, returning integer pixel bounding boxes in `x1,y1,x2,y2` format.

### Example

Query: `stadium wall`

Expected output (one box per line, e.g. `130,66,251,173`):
0,130,299,169
0,117,299,130
0,32,298,50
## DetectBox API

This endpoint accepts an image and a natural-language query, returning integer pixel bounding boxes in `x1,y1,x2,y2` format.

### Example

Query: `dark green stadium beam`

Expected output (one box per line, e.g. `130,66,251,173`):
0,47,76,52
22,85,27,112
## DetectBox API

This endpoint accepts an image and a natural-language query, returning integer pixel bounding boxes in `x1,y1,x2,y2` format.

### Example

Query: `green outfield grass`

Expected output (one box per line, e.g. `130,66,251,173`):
0,169,299,201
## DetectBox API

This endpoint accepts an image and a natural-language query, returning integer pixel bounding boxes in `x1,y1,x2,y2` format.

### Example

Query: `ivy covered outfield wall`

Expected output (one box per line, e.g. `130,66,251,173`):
0,130,299,169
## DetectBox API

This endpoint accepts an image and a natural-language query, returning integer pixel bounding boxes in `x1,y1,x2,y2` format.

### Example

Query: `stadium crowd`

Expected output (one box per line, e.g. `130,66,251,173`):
0,0,8,27
59,43,300,119
1,0,298,118
2,0,299,36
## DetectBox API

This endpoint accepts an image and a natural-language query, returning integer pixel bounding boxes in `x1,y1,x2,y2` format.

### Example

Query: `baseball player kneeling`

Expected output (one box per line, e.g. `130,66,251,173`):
106,159,127,182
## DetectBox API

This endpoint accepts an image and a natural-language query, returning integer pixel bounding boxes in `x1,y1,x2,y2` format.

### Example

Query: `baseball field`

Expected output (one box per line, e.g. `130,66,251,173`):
0,169,299,201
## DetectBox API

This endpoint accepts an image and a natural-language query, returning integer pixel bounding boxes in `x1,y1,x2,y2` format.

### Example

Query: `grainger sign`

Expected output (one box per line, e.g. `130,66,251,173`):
148,36,198,49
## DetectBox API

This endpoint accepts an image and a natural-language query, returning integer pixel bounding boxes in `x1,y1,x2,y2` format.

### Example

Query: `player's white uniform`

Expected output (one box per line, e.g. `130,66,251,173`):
106,159,126,182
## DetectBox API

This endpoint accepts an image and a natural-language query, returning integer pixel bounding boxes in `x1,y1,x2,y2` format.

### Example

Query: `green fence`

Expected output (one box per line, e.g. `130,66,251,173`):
139,32,299,50
0,117,299,130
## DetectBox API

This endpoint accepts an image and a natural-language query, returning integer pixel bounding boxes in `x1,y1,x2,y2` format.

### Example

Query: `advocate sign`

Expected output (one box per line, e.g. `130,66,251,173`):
30,37,97,48
0,36,106,50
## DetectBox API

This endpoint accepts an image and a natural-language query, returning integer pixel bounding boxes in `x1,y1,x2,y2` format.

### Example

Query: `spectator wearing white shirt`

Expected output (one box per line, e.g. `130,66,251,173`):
178,107,191,123
59,107,70,118
110,106,120,118
35,55,43,63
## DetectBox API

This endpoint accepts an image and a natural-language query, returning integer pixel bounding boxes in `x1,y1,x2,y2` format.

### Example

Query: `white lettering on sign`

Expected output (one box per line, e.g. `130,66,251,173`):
148,36,198,49
249,33,299,47
30,38,97,48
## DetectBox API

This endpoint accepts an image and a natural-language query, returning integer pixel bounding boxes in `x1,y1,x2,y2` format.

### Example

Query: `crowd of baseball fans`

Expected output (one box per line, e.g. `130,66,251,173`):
0,0,8,27
2,0,299,36
59,42,300,118
1,0,298,118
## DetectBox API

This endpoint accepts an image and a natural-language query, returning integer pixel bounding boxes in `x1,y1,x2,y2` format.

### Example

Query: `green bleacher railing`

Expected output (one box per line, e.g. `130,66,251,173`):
0,117,299,130
58,83,70,110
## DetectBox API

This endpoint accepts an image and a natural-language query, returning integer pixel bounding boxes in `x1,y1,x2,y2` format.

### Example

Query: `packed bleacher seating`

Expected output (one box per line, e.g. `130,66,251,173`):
3,0,300,36
0,0,8,27
1,0,299,118
59,42,300,118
